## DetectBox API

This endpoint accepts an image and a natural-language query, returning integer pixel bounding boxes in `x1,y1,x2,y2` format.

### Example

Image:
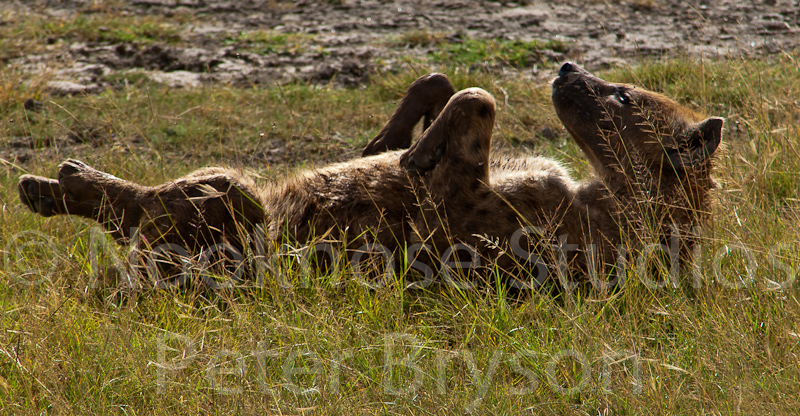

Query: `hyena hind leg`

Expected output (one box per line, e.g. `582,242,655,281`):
19,159,150,242
134,170,267,288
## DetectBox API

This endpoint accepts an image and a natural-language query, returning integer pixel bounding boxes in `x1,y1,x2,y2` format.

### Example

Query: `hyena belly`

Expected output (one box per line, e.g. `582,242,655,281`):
262,151,418,254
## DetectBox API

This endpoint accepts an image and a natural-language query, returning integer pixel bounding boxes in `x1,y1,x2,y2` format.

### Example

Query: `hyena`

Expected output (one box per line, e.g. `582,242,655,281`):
372,63,721,288
18,63,721,288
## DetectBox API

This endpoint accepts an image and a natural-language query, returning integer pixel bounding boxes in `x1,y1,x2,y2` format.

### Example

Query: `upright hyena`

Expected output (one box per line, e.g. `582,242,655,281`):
18,63,721,288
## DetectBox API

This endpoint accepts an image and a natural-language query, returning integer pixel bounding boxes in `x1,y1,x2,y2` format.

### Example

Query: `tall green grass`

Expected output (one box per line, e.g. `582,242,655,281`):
1,50,800,414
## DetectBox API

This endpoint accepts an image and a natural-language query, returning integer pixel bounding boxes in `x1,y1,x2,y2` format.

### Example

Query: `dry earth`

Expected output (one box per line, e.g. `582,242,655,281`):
2,0,799,168
3,0,800,93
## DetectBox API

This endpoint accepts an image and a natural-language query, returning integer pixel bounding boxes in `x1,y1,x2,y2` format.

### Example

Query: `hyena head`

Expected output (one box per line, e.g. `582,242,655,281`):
551,62,722,222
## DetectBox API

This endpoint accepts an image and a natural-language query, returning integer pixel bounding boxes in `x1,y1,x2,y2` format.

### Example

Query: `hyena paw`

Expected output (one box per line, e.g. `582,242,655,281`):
18,175,63,217
57,159,123,199
58,158,90,176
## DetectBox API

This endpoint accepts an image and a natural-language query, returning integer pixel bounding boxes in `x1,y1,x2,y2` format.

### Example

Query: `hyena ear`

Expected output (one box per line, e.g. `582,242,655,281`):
668,117,723,169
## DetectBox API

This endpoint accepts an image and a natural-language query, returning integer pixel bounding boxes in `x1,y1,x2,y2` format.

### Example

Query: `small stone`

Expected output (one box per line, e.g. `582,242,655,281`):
23,98,44,112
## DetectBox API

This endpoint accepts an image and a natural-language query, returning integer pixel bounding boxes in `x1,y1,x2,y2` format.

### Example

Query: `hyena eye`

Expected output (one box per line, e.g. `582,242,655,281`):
616,88,632,105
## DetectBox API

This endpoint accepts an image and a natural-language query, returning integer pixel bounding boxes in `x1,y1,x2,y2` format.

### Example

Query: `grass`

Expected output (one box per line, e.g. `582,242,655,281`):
1,12,800,413
391,30,568,69
0,11,189,61
430,37,567,68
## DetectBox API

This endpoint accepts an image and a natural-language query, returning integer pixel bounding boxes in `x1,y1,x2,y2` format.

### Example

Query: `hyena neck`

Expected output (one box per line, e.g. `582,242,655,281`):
592,162,715,245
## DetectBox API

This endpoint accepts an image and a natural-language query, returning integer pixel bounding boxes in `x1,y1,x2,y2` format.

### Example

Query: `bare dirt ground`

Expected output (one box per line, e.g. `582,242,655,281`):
4,0,800,93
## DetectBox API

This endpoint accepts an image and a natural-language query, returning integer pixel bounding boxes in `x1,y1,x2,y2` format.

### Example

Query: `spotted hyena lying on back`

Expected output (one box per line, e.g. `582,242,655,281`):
18,63,721,288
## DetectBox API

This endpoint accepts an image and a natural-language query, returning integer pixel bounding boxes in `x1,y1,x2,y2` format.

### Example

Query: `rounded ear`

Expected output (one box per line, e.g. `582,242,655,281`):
668,117,723,169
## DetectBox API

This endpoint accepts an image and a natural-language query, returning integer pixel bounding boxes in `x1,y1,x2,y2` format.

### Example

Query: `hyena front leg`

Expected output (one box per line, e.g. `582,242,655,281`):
398,88,498,272
361,73,455,156
399,88,496,196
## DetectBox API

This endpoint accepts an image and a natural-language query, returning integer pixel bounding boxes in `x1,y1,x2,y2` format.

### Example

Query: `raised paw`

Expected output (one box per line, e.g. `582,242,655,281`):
18,175,65,217
398,88,495,175
362,73,455,156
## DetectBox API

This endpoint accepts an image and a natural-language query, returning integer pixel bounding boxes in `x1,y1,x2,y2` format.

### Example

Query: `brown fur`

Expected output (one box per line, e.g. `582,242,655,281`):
361,73,455,156
18,63,721,287
397,63,721,285
551,63,721,274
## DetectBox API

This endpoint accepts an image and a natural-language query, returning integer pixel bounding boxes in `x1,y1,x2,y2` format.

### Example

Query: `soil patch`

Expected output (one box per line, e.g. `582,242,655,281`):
5,0,799,91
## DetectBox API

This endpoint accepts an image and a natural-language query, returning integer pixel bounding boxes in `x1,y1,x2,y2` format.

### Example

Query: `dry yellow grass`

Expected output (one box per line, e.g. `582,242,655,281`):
0,19,799,412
